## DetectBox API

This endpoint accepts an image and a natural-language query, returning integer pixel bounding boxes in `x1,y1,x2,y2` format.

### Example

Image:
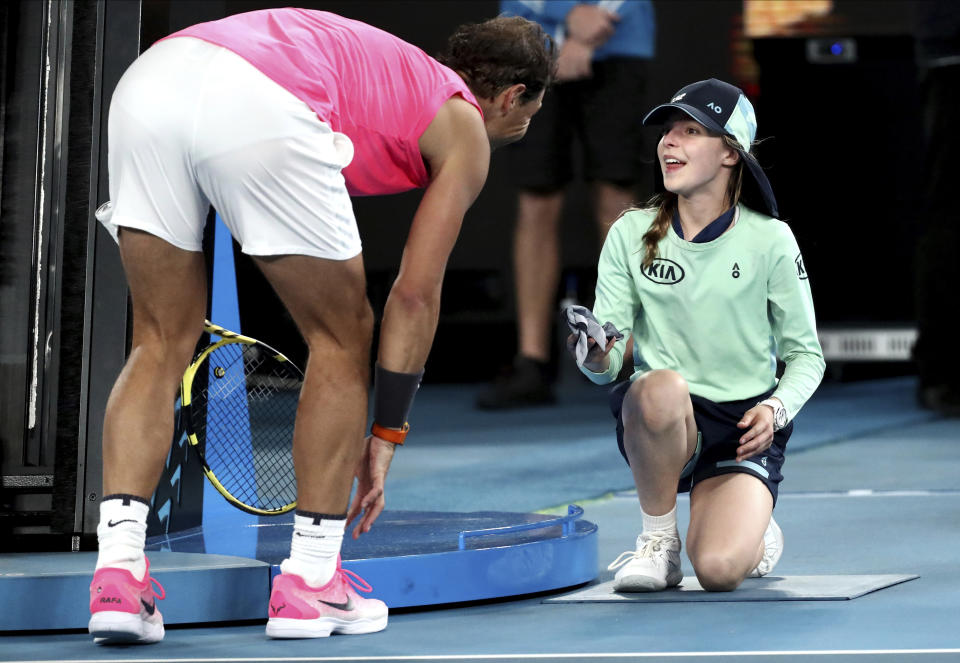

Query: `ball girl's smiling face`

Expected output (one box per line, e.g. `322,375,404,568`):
657,112,739,200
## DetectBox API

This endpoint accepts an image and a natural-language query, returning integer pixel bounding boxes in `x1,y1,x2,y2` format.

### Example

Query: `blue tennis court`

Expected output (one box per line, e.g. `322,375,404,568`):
3,375,959,662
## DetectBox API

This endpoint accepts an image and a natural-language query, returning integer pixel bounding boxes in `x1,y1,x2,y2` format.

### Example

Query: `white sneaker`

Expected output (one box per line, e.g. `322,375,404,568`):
748,515,783,578
607,530,683,592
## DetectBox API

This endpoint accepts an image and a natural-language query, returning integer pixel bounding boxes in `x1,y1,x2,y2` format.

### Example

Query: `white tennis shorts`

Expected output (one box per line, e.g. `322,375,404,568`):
99,37,362,260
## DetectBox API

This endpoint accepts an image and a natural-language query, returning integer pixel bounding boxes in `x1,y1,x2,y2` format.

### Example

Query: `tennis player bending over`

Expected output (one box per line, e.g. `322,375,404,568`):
571,79,825,594
88,9,554,643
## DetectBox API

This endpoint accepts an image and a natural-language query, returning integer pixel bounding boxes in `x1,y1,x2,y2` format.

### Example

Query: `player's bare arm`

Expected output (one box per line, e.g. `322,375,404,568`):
349,97,489,537
376,96,489,374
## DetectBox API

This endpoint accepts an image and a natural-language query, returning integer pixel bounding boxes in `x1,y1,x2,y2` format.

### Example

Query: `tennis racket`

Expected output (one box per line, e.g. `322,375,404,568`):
180,320,301,515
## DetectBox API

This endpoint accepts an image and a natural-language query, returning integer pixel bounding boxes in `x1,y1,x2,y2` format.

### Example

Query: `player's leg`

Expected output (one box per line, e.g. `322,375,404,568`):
90,36,214,645
89,230,205,644
253,252,388,638
188,45,385,636
687,473,772,591
608,370,698,591
251,253,373,514
102,231,207,500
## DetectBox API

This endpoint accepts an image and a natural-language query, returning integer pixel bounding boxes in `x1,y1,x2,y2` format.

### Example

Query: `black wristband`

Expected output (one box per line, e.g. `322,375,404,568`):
372,363,424,429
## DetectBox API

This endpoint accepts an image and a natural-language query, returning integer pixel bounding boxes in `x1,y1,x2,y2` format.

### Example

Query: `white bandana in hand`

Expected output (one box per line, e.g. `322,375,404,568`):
563,305,623,367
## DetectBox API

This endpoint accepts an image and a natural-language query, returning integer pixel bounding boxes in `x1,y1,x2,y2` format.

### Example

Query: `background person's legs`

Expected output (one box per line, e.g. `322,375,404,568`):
515,191,564,364
476,73,573,411
686,473,772,591
476,190,563,409
477,180,635,410
592,181,635,239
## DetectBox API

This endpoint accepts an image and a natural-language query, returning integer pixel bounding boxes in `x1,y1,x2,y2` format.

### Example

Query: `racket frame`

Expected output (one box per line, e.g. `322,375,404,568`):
179,320,299,516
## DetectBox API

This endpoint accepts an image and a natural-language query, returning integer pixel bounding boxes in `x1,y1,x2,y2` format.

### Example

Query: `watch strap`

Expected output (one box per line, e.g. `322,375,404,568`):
758,398,787,431
371,422,409,445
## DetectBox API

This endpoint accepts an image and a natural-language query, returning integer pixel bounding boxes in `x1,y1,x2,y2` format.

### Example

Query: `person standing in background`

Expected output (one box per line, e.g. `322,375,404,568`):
914,0,960,415
477,1,655,410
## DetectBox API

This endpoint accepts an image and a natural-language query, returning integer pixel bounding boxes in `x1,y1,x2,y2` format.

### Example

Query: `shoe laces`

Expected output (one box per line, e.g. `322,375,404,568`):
150,576,167,601
141,557,164,599
148,575,166,600
607,531,677,571
339,567,373,594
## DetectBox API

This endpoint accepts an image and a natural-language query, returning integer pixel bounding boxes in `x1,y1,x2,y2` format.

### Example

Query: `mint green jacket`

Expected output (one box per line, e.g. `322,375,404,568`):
583,205,825,421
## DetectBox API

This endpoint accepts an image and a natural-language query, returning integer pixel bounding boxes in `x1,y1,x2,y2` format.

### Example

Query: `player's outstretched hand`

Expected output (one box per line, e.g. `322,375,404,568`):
347,435,396,539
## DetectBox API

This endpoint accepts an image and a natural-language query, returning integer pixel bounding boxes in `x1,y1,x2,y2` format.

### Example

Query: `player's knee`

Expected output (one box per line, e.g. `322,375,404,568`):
346,298,374,351
131,321,202,369
302,298,373,358
357,298,375,338
622,370,689,433
691,552,745,592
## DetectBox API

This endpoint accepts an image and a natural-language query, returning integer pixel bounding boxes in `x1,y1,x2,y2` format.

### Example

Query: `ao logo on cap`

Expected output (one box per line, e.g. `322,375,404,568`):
707,102,722,114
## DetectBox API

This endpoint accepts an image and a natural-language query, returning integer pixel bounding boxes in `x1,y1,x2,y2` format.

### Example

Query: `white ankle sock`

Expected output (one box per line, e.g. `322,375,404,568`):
280,511,345,587
641,504,679,537
96,494,149,581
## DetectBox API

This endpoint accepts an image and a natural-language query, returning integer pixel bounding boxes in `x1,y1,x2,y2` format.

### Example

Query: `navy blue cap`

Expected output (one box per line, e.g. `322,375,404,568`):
643,78,778,218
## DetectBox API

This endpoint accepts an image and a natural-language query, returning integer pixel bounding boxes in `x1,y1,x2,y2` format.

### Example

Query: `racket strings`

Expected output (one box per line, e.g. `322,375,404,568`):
191,341,300,512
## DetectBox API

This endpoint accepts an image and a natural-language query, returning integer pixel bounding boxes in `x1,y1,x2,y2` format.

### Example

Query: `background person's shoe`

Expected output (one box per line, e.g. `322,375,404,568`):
475,356,555,409
607,531,683,592
88,557,165,644
749,515,784,578
266,561,388,638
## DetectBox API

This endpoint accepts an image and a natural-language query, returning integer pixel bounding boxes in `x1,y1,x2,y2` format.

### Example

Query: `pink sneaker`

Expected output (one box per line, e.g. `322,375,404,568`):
88,557,165,644
265,560,387,638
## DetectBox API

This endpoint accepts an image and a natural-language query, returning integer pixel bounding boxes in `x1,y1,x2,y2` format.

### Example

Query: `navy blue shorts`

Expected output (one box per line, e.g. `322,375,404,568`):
609,381,793,505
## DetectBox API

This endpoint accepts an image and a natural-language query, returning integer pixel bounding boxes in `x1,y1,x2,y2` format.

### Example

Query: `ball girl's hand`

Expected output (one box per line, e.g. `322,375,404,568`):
735,404,775,462
566,332,617,372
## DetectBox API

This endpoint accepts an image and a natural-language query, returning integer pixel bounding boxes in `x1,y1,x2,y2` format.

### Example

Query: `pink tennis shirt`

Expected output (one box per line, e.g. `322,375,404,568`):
165,9,483,196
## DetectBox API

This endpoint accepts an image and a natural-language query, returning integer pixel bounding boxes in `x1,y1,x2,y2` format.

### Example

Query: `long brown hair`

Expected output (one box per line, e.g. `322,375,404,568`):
639,135,747,268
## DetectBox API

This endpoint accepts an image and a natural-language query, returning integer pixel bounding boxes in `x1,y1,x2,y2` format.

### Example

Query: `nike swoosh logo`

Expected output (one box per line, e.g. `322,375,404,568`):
318,596,354,611
140,598,156,616
107,519,137,527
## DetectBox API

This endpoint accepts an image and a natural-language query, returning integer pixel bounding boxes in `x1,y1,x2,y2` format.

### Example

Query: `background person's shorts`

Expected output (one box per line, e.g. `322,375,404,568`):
100,36,361,260
609,380,793,505
505,57,650,192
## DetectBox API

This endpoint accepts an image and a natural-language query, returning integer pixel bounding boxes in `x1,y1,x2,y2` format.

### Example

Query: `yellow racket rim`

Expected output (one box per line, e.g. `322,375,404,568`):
180,325,298,516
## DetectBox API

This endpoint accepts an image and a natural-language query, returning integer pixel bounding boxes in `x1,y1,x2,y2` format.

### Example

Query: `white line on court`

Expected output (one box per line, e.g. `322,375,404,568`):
10,650,960,663
779,489,960,499
609,489,960,501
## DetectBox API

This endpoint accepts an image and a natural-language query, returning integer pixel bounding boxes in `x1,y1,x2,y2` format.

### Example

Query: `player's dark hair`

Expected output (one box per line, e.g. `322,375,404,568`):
638,135,746,268
437,16,556,103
